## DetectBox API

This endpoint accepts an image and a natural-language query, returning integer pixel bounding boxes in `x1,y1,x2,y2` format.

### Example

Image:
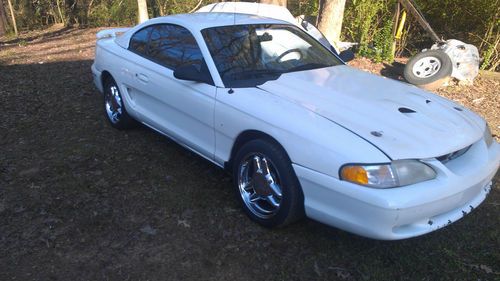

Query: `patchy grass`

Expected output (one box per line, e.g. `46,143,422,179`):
0,26,499,281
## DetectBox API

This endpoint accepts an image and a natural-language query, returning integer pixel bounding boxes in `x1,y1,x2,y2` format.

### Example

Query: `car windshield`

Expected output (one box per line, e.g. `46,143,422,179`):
202,24,343,88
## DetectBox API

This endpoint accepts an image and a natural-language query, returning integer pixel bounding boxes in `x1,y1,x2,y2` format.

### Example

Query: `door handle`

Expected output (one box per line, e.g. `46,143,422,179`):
136,73,149,83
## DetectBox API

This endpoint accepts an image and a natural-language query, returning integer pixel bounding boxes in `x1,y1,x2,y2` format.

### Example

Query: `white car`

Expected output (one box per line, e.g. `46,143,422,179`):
91,13,499,240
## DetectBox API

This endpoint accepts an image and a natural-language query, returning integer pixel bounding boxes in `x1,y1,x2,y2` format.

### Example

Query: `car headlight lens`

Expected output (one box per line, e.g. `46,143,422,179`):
340,160,436,188
484,123,493,147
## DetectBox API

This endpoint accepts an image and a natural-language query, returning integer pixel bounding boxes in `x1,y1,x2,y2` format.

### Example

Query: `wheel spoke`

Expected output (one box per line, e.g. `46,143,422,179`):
268,182,282,198
249,192,260,202
242,179,253,191
251,201,273,214
266,195,280,208
261,157,272,175
253,155,262,173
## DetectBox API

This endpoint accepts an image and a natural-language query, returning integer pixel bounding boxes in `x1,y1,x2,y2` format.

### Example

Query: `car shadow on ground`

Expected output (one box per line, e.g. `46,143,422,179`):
0,25,74,45
380,61,406,81
1,60,498,280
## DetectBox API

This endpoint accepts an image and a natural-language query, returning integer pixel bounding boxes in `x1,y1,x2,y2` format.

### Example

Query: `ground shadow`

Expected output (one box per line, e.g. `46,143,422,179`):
0,26,75,46
380,61,407,81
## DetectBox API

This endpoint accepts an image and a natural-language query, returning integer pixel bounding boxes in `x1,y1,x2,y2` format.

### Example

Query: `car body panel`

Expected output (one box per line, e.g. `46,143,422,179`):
214,87,390,176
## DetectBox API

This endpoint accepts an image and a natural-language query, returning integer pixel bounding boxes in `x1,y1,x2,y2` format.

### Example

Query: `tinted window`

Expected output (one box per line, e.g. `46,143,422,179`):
202,24,342,87
129,27,151,55
148,24,203,70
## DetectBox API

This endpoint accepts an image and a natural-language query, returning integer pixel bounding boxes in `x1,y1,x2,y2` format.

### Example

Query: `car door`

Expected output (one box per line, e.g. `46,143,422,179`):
126,24,217,160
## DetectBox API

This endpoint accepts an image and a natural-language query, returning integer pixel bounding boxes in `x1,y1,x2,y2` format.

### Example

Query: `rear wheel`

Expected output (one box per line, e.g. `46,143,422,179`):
103,77,136,129
233,139,304,227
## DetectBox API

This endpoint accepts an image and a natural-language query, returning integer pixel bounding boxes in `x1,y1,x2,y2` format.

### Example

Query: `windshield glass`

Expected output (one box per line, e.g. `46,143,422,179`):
202,24,343,88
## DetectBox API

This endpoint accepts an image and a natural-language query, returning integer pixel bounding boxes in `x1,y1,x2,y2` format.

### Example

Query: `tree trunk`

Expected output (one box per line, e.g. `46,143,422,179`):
259,0,287,7
0,0,7,36
137,0,149,23
6,0,17,36
317,0,346,43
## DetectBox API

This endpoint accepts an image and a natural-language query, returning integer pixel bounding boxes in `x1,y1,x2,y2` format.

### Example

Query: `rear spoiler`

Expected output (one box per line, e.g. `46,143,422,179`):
96,28,130,40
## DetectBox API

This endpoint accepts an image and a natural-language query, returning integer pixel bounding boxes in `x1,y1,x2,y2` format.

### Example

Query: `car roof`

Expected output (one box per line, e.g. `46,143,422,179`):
196,2,297,24
148,12,287,30
115,12,291,49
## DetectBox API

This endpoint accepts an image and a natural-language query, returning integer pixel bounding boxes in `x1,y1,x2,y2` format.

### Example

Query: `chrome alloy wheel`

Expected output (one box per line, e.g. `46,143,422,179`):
238,154,283,219
105,85,123,124
412,56,442,78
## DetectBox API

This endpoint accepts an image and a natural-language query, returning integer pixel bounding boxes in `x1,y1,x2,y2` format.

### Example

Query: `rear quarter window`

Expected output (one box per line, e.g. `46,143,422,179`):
147,24,203,70
129,27,151,55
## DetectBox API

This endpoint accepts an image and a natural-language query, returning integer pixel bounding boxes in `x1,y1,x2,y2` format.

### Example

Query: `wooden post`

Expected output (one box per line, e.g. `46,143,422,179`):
391,2,401,59
398,0,441,42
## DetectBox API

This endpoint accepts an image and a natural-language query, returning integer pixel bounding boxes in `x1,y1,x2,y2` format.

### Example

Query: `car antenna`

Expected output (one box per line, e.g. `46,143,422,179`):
233,3,236,26
228,3,236,95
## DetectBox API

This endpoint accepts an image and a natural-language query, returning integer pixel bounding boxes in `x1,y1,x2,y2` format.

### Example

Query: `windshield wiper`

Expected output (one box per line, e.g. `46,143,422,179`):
286,63,330,73
230,69,284,80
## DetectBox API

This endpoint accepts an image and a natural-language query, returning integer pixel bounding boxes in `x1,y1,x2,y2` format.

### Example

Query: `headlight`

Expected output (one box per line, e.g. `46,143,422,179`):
340,160,436,188
484,123,493,147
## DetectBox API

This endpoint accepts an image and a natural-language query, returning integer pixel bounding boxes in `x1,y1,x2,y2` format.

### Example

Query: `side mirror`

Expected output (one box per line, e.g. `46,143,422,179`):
174,64,213,85
300,19,309,30
339,49,355,62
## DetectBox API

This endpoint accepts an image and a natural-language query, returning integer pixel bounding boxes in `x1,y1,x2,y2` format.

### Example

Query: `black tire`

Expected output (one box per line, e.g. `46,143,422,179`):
232,139,304,228
404,50,453,85
103,77,136,130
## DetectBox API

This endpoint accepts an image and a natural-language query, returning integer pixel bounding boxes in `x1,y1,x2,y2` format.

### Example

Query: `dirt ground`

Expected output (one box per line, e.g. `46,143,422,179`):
0,26,499,281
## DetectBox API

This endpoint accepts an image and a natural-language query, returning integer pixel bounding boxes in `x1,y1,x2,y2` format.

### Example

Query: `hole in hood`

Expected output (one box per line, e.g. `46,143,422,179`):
399,107,417,113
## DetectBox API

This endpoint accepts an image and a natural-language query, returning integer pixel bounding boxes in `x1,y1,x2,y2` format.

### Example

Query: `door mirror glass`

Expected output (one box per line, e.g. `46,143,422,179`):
174,64,213,85
300,19,309,30
339,49,355,62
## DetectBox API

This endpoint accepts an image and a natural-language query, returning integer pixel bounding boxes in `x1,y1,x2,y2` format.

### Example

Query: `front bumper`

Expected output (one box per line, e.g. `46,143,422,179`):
294,139,500,240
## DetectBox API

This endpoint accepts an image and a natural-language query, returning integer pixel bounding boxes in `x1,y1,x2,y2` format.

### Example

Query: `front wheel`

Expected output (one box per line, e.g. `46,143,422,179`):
233,139,304,227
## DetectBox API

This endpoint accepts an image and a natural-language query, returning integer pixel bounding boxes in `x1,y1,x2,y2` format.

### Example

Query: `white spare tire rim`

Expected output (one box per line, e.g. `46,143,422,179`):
412,56,442,78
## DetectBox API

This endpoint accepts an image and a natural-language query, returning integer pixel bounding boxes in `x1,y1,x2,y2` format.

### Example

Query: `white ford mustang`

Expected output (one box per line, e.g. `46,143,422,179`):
91,13,499,240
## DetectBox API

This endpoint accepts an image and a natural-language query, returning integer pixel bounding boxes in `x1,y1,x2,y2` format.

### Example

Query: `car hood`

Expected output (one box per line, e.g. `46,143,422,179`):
258,65,484,160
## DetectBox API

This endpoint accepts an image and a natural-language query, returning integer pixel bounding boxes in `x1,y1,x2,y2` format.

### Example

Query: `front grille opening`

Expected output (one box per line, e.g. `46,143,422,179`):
436,145,471,164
